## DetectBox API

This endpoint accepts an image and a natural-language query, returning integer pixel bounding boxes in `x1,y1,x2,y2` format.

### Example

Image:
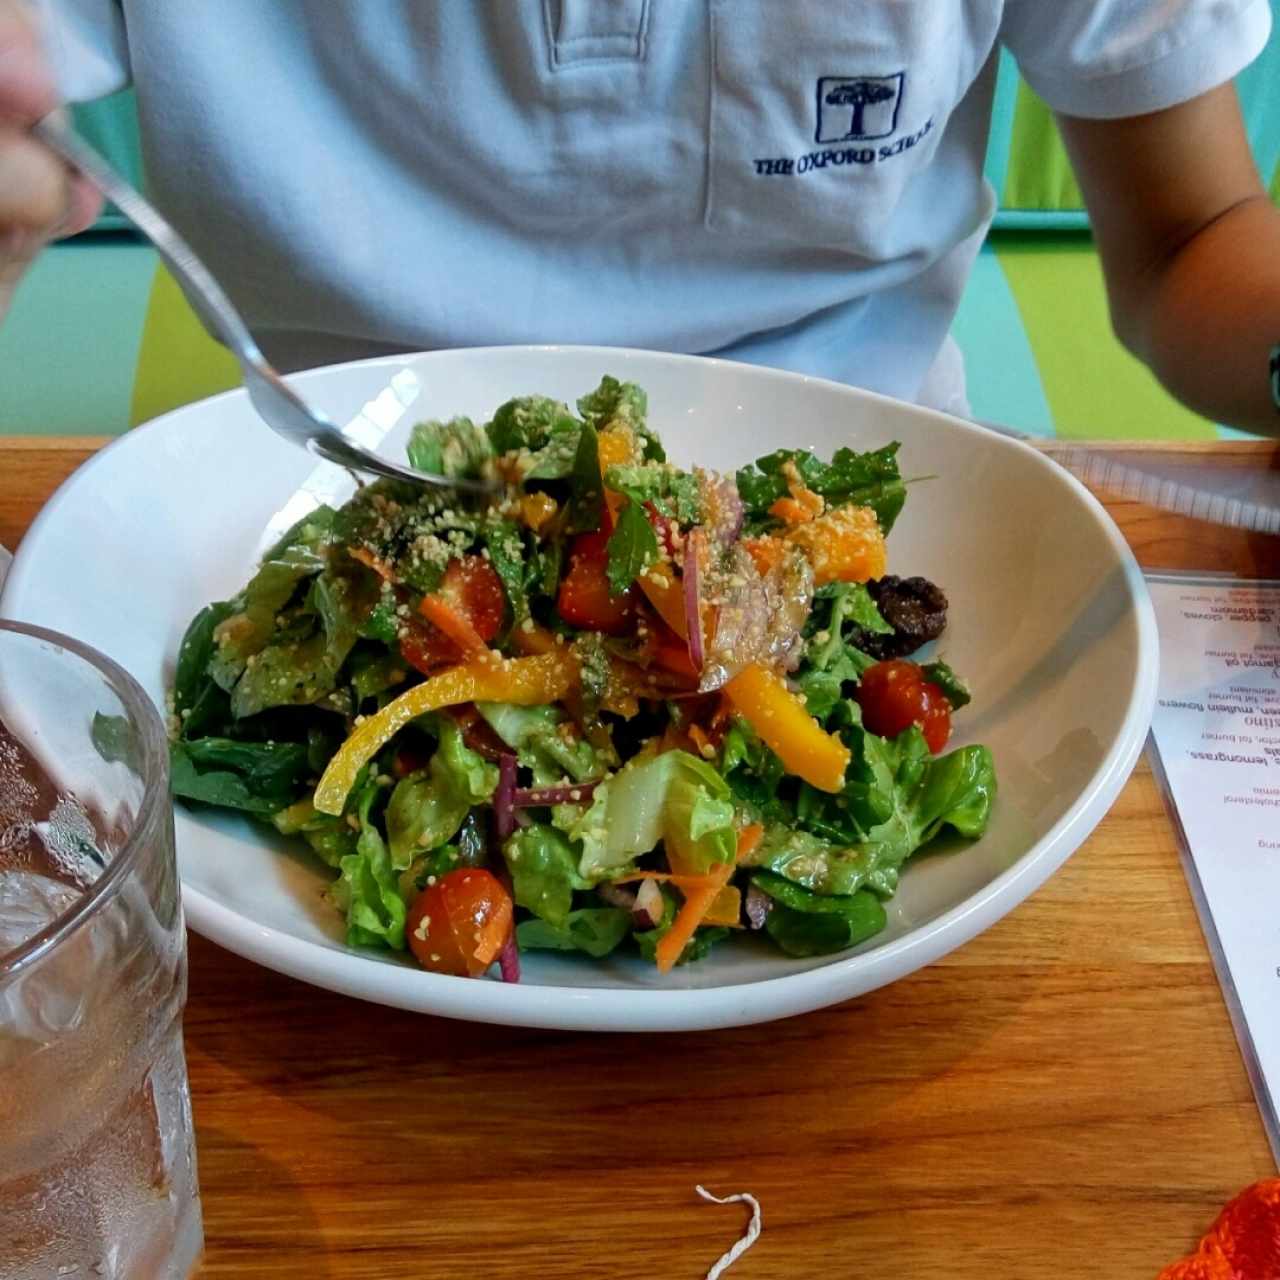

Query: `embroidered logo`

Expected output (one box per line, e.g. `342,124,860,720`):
816,73,904,143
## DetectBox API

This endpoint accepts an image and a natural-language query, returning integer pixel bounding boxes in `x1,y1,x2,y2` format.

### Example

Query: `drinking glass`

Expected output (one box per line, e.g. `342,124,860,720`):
0,620,202,1278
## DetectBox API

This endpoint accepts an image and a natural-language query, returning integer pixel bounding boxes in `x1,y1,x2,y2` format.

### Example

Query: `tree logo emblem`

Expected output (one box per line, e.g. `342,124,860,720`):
815,73,904,143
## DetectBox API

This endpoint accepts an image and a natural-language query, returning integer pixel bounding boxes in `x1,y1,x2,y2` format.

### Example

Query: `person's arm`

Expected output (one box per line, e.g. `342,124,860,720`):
1057,84,1280,434
0,0,100,318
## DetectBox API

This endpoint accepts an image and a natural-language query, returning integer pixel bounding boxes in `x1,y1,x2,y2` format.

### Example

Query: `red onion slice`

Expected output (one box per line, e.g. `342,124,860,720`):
512,779,600,808
684,529,705,674
495,753,518,839
497,931,521,983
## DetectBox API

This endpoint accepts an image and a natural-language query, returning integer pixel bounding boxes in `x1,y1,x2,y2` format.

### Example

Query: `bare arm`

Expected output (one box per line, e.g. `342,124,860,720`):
1058,84,1280,435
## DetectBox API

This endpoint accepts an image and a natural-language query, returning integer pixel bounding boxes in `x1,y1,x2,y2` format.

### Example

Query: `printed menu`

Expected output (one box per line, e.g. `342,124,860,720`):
1146,573,1280,1164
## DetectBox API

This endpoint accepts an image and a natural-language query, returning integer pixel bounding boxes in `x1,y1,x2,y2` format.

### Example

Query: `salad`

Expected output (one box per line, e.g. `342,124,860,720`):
170,377,995,979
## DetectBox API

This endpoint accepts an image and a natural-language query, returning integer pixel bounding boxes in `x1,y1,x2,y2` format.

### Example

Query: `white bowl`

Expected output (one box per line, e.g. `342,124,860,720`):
1,346,1157,1031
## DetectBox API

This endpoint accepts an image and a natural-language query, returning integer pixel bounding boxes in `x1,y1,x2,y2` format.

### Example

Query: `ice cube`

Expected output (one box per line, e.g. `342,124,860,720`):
0,871,98,1057
0,869,79,955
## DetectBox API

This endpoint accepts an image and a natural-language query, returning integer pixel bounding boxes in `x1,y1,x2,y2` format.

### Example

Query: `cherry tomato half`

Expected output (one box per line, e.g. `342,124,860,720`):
855,659,952,754
406,868,514,978
556,530,635,635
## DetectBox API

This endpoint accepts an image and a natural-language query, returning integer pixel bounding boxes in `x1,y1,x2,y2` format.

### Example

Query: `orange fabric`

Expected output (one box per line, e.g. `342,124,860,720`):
1158,1180,1280,1280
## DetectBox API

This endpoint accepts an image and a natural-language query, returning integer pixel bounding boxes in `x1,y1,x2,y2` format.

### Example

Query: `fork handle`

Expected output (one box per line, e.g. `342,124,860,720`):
32,113,266,370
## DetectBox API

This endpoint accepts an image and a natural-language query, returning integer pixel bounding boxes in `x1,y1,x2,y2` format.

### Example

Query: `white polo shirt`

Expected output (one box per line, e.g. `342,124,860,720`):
37,1,1273,411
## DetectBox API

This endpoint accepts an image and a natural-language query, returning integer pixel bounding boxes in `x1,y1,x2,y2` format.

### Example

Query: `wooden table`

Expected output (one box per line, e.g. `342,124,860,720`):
4,437,1280,1279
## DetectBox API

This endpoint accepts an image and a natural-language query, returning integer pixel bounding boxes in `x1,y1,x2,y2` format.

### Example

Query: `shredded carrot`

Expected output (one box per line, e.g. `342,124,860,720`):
654,863,734,973
418,594,488,656
736,823,764,861
348,545,396,582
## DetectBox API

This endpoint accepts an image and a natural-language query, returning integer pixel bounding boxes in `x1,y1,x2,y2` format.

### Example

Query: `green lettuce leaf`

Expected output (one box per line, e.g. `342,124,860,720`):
475,702,598,784
603,464,701,524
571,749,737,879
385,717,498,867
407,416,493,480
502,823,590,929
334,781,406,951
487,395,576,455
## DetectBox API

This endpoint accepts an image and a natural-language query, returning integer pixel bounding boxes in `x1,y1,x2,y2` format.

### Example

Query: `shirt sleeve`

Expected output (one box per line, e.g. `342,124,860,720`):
1000,0,1272,119
32,0,130,102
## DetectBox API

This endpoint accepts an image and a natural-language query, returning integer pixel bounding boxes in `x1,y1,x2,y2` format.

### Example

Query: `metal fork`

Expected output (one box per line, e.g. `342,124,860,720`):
33,114,493,495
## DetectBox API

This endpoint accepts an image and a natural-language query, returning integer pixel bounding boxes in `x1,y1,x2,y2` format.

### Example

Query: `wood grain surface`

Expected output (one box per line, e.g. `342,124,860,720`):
4,435,1279,1279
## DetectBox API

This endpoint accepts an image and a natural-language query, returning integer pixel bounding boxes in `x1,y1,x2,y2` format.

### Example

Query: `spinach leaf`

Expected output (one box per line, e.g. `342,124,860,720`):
170,742,282,815
576,376,665,462
754,871,887,957
566,420,605,534
743,728,997,899
91,712,139,770
482,518,531,636
922,660,972,710
605,500,658,596
517,907,632,958
230,564,374,718
208,510,334,690
737,443,905,533
173,600,235,738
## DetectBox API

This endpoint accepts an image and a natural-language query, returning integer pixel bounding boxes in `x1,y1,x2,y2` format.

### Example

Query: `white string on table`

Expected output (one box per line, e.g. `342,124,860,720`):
695,1184,762,1280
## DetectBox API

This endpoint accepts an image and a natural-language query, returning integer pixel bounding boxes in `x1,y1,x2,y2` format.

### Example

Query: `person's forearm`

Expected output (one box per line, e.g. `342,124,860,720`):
1120,193,1280,435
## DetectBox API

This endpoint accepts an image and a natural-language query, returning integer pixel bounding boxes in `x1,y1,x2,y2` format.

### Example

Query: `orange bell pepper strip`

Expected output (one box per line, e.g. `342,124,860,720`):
653,862,735,974
784,504,887,586
724,663,850,793
638,565,687,638
313,652,578,815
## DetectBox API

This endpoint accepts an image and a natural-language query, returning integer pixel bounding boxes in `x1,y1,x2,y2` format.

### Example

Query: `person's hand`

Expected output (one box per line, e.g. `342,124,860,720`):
0,0,101,315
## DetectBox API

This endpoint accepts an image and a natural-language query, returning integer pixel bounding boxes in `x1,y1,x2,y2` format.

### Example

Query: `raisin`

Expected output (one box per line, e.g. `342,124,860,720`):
852,575,948,660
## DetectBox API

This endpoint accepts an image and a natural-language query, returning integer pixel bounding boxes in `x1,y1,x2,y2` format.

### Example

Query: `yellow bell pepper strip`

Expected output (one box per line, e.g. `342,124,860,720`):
313,652,578,815
701,884,743,928
723,663,850,793
654,862,735,973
